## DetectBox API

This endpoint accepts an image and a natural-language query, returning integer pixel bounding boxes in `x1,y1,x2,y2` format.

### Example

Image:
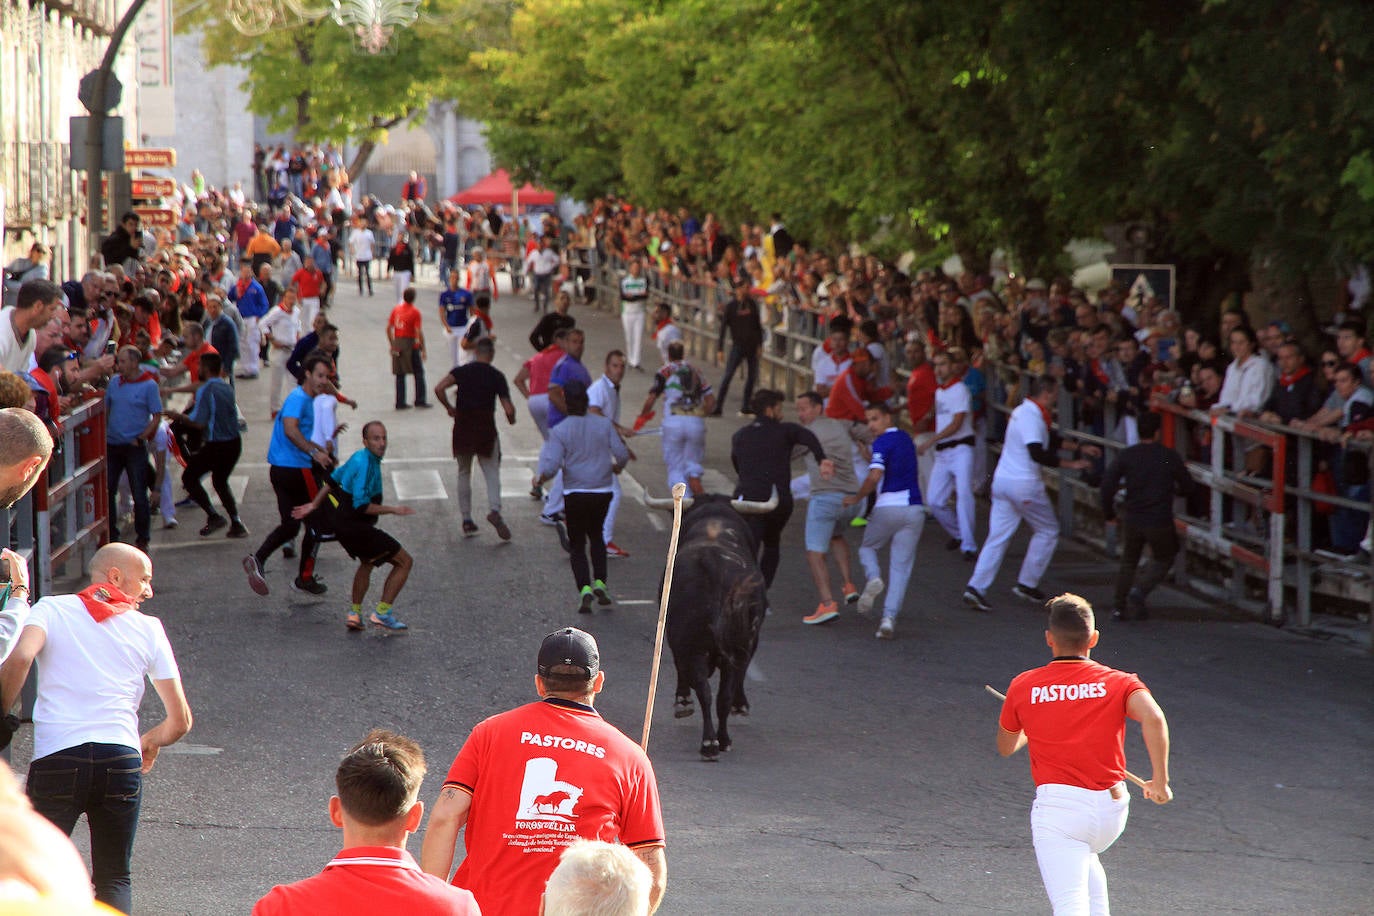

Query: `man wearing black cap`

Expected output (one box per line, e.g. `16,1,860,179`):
421,628,666,916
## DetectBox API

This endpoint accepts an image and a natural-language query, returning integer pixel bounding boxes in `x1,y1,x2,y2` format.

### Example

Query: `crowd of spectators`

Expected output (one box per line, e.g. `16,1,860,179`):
578,198,1374,562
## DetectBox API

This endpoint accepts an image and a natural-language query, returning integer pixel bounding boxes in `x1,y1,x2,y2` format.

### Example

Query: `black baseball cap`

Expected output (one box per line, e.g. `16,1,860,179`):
538,627,599,679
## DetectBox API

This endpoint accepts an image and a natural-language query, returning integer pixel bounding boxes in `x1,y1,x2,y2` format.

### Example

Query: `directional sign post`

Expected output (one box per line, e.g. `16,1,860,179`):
131,177,176,199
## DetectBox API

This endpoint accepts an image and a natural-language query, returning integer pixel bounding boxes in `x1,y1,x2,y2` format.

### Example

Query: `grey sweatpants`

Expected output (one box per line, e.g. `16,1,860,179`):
456,445,502,518
859,504,926,618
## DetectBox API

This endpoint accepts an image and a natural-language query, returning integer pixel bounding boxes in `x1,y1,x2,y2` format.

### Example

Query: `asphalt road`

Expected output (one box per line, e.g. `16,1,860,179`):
11,266,1372,914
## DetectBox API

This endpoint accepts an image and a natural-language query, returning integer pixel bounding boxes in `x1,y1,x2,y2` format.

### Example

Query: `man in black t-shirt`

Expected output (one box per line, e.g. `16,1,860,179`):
434,338,517,539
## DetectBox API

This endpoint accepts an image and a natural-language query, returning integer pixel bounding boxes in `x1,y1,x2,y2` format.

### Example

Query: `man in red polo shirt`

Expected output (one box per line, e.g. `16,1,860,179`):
387,287,430,410
421,628,666,915
253,729,479,915
996,593,1172,915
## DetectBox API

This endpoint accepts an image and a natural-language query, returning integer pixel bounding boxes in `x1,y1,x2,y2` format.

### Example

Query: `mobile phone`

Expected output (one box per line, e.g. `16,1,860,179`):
106,341,117,356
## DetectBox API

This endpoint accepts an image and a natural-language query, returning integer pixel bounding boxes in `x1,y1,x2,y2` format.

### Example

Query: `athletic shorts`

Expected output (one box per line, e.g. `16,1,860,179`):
336,522,401,566
804,491,857,553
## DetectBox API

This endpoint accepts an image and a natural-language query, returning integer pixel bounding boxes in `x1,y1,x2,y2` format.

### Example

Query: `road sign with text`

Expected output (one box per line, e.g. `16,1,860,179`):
131,178,175,199
124,148,176,169
133,207,176,227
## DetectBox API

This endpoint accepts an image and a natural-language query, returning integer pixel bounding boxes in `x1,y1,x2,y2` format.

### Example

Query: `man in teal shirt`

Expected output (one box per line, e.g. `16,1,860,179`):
292,422,416,631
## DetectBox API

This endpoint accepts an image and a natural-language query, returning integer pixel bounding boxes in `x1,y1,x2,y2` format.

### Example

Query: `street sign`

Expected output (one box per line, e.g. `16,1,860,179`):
131,178,175,199
133,207,177,227
124,148,176,169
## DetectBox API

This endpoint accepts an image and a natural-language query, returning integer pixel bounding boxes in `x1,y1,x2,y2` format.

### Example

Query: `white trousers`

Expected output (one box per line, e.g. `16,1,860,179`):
299,296,320,333
968,477,1059,592
528,394,551,441
238,315,261,375
394,270,412,303
602,474,622,542
621,307,646,368
268,356,290,413
1031,783,1130,916
927,444,977,551
913,431,936,503
444,327,462,369
661,414,705,490
858,504,925,619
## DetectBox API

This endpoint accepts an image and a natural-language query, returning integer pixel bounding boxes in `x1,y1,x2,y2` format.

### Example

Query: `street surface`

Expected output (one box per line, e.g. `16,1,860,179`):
11,267,1372,914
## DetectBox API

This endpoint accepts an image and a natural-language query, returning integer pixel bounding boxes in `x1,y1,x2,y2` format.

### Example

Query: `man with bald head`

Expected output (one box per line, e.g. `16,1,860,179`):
0,542,192,914
0,407,54,508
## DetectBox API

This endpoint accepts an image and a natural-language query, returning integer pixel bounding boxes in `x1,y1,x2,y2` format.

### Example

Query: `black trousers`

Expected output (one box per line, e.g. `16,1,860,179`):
747,499,794,589
394,350,428,407
1113,522,1179,609
182,437,242,519
564,491,612,589
255,464,322,579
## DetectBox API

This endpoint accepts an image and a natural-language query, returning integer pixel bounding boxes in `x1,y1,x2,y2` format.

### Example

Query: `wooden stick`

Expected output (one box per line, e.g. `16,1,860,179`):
642,483,687,751
983,684,1149,791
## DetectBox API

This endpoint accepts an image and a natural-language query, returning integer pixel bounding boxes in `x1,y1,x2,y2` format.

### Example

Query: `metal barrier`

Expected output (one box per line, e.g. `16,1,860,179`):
34,397,110,593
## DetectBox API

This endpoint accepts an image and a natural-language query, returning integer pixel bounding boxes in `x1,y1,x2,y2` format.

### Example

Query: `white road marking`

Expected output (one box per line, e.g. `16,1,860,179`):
161,743,223,756
391,469,449,501
616,599,657,606
620,471,666,531
501,466,538,498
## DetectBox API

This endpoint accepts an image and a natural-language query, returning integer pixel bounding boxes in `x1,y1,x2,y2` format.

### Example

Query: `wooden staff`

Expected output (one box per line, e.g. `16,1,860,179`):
642,482,687,751
984,684,1149,791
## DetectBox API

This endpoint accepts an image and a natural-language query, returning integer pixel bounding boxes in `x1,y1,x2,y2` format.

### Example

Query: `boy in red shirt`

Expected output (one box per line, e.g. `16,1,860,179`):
386,287,430,410
253,730,479,915
996,594,1172,915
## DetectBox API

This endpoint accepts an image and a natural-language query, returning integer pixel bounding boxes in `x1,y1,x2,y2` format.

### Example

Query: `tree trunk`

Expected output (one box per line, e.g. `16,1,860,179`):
347,140,377,182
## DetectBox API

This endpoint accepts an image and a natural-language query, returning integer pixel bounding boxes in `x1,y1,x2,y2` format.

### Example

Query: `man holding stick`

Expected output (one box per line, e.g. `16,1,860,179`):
421,627,666,915
995,593,1172,916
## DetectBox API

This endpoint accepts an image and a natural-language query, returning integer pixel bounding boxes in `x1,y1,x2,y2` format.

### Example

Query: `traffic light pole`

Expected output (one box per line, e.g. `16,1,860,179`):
85,0,150,258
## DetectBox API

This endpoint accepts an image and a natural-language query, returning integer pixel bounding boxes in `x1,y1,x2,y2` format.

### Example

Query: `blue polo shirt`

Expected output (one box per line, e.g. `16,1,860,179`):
439,287,474,329
105,372,162,445
545,355,591,428
266,386,316,467
870,427,923,507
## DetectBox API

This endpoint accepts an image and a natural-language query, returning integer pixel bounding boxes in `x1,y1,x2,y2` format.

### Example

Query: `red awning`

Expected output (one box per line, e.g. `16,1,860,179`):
448,169,556,207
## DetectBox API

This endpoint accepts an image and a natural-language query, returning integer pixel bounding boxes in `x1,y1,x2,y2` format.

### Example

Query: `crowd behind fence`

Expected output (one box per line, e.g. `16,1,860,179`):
579,248,1374,643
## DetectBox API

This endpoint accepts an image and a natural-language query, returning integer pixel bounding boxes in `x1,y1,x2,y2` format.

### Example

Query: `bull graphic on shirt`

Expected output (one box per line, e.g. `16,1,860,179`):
517,758,583,822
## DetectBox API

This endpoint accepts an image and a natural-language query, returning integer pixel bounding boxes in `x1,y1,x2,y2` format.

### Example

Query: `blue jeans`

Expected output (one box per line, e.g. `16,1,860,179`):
1331,483,1370,552
107,441,151,544
28,743,143,913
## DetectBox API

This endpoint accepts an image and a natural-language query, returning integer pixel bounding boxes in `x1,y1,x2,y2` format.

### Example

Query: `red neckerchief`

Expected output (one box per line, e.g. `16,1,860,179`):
655,317,674,334
78,582,138,623
118,370,158,386
1278,365,1312,388
472,311,493,330
277,302,293,314
937,376,962,390
1352,347,1372,365
1089,358,1111,385
1035,399,1053,429
235,277,251,297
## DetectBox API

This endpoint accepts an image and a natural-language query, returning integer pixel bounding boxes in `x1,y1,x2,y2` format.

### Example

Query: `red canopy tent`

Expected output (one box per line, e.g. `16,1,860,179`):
447,169,556,207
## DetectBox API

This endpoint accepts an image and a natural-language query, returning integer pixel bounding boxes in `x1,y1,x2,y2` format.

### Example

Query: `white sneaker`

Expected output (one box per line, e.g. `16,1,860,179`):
876,617,895,640
856,578,884,616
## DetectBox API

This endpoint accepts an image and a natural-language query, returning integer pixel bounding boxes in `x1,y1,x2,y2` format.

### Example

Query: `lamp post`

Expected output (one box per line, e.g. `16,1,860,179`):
83,0,151,259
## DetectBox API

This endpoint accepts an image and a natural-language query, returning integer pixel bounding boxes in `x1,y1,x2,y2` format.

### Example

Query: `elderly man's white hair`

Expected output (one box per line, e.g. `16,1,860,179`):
541,840,651,916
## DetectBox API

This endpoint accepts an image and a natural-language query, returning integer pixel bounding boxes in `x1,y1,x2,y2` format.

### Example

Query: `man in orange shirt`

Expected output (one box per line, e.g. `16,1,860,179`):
387,288,430,410
996,593,1172,915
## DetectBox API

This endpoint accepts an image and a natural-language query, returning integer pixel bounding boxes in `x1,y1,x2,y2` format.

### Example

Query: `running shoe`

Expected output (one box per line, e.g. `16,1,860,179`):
849,516,868,528
226,520,249,539
578,586,594,614
283,542,297,559
345,612,364,631
842,582,860,604
555,518,571,553
530,484,544,501
592,579,612,606
605,541,630,559
962,586,992,612
803,601,840,625
945,536,960,551
962,549,979,561
292,576,328,596
462,519,479,537
200,515,228,537
1012,583,1047,604
539,512,562,526
875,617,895,640
369,610,408,631
487,511,512,541
243,555,269,596
856,578,885,616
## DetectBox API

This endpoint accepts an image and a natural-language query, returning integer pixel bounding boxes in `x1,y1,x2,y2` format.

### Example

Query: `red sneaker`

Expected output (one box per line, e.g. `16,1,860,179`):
606,541,630,559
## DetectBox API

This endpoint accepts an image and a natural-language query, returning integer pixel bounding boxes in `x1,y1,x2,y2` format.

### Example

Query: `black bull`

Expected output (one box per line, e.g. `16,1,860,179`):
660,496,769,760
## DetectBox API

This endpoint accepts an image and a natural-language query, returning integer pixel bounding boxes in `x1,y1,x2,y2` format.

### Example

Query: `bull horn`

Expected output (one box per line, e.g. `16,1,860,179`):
730,486,779,515
644,492,694,511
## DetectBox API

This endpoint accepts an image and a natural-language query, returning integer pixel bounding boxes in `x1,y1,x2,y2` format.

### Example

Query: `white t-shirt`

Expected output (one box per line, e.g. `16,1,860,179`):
259,306,302,348
934,380,974,441
995,399,1050,485
348,228,376,262
588,374,621,424
811,345,850,397
525,248,561,276
26,594,180,759
0,306,36,374
311,393,339,451
654,322,682,365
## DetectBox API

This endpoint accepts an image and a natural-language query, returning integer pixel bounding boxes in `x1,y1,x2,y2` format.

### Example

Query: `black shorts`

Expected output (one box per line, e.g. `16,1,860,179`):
336,522,401,566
